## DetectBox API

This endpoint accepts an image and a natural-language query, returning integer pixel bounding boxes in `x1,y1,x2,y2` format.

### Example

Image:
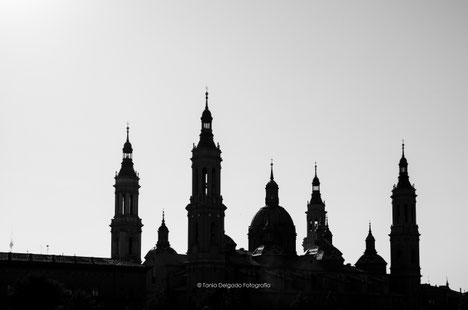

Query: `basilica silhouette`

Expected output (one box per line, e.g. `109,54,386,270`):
0,92,466,310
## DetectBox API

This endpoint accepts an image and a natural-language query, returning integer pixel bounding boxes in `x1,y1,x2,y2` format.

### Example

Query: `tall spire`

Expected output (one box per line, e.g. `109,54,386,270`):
111,124,142,263
205,87,209,110
402,139,405,157
365,221,376,255
126,122,130,142
270,159,274,181
315,162,317,177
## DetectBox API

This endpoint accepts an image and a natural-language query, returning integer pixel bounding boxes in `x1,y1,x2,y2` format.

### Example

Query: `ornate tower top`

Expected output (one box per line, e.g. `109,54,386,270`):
311,162,323,204
118,125,137,178
365,222,377,255
198,90,216,148
157,210,170,249
111,125,142,263
396,140,412,189
265,161,279,207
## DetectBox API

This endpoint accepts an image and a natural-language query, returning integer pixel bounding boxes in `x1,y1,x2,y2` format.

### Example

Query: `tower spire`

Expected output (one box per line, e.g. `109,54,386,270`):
198,89,215,148
270,159,274,181
390,142,420,294
265,160,279,207
111,125,142,263
126,123,130,142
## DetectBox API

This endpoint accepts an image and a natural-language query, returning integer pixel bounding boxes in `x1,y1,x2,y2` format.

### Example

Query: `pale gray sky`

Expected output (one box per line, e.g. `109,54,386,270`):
1,0,467,291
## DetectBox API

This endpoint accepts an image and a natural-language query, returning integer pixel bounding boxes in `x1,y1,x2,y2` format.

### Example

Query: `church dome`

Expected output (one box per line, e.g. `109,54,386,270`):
248,205,296,255
355,224,387,274
250,205,294,230
248,164,296,255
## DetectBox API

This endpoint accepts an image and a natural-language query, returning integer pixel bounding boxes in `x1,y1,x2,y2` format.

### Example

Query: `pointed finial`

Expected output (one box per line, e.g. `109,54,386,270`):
205,87,209,109
270,159,274,180
126,122,130,142
9,227,13,252
368,221,372,233
162,209,165,224
402,139,405,157
314,162,317,177
446,276,449,287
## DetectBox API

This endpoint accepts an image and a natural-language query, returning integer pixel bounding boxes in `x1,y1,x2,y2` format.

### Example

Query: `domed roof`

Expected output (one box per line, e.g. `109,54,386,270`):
250,205,295,231
265,179,278,189
145,246,177,257
201,108,212,121
356,252,387,266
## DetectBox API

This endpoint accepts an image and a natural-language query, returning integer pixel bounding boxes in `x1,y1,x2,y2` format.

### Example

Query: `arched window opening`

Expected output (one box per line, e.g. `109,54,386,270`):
202,168,208,196
211,168,216,195
129,195,133,215
121,195,125,215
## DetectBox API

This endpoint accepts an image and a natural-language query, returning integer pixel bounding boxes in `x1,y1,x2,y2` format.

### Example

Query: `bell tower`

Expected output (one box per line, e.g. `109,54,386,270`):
390,142,420,294
303,163,332,251
186,91,226,285
110,125,143,263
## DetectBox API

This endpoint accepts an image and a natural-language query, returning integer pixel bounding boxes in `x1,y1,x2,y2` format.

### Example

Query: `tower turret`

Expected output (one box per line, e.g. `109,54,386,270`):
156,211,169,250
110,125,143,263
355,222,387,274
303,163,332,252
186,91,226,285
390,142,421,294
